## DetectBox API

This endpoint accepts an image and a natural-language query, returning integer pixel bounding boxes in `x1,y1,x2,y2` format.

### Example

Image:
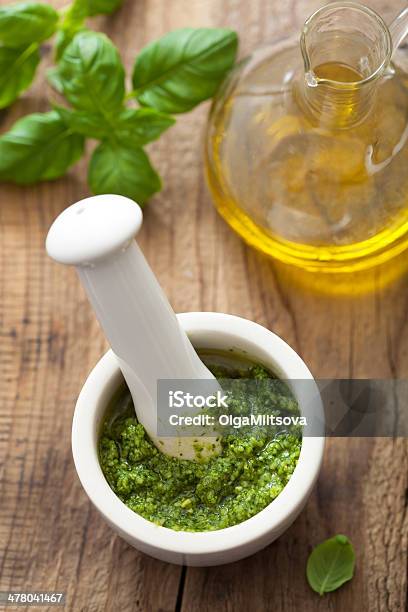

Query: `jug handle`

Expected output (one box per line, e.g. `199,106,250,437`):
389,7,408,54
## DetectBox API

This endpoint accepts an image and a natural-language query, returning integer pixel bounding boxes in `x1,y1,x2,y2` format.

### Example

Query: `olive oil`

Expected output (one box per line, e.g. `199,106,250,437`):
205,8,408,272
313,61,362,82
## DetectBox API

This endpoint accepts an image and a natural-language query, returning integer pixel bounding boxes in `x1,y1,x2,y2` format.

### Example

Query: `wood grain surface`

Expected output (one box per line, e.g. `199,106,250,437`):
1,1,407,610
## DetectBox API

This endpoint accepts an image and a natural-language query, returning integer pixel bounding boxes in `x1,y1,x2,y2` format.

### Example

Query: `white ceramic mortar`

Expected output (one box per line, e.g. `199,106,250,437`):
72,311,324,566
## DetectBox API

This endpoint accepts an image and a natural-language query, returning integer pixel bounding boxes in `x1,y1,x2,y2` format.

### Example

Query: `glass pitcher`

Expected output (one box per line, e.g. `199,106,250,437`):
205,2,408,272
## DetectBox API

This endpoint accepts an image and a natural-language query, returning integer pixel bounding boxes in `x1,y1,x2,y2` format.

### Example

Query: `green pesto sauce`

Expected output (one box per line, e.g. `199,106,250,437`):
99,350,302,532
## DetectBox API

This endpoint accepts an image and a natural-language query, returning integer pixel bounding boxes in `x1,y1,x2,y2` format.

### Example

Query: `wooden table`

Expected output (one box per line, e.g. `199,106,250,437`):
1,1,407,610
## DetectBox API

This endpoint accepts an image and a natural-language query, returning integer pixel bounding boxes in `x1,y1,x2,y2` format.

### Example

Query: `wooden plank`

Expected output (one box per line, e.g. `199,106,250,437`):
0,1,407,611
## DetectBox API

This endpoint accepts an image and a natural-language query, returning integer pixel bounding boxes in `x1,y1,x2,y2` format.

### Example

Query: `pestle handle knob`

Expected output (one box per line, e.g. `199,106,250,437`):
45,194,142,266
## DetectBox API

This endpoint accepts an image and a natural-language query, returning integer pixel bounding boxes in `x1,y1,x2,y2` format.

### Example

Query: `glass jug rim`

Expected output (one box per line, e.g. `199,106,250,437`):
300,1,393,89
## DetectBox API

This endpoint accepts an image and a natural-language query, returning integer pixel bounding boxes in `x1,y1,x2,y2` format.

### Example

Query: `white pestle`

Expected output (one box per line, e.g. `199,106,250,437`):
46,194,221,460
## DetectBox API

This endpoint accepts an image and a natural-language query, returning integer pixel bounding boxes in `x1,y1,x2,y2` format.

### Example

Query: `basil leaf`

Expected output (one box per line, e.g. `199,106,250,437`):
111,108,175,146
54,0,123,60
0,2,58,48
69,0,124,18
47,65,65,93
49,31,125,115
53,105,109,139
87,0,123,15
0,44,40,109
55,23,86,61
88,141,161,204
54,0,87,60
132,28,238,113
307,535,355,596
0,111,85,183
55,105,174,145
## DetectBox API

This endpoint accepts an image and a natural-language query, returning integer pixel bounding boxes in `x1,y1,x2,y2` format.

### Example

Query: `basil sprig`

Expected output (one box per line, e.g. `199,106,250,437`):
0,2,238,205
306,535,356,596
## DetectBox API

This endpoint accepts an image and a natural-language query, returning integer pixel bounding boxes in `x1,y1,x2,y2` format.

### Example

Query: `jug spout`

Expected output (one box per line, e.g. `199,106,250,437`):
304,70,318,88
299,2,393,127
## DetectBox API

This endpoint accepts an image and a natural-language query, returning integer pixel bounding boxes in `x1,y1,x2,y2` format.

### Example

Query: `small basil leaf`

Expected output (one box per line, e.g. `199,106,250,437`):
0,2,59,48
132,28,238,113
70,0,124,17
113,108,175,146
54,23,86,61
306,535,356,596
0,111,85,183
47,66,64,93
54,0,87,60
55,0,124,61
53,105,110,139
0,44,40,109
89,141,161,204
51,31,125,115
